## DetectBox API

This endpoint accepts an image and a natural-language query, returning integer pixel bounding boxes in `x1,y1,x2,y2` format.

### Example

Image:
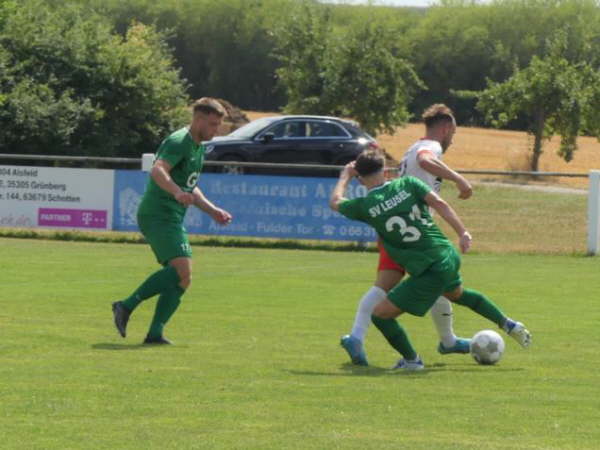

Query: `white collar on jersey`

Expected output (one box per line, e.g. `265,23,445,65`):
367,181,390,193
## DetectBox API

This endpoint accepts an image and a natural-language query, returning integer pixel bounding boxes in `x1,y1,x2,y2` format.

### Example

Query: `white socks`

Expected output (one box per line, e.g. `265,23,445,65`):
430,296,457,347
350,290,458,347
350,286,386,341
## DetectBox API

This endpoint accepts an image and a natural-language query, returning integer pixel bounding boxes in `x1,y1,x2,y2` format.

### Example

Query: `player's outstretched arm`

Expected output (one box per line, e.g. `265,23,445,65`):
417,152,472,199
425,191,472,253
192,186,232,225
329,162,357,211
151,160,194,206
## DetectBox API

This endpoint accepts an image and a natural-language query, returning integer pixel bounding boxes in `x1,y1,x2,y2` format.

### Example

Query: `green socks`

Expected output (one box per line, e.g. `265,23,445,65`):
371,315,418,360
122,265,180,312
453,288,506,327
148,285,185,338
121,265,185,339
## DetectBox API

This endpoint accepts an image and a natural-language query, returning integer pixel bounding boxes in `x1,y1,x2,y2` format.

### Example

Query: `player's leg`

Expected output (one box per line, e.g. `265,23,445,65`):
112,219,191,342
431,296,471,355
373,268,450,370
445,285,531,348
144,256,191,344
371,298,422,370
340,242,404,366
112,219,183,338
427,247,470,354
438,247,531,347
342,270,401,342
143,226,193,344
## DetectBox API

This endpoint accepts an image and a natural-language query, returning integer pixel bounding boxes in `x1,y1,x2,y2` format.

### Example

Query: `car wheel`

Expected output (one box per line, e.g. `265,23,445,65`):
219,155,245,175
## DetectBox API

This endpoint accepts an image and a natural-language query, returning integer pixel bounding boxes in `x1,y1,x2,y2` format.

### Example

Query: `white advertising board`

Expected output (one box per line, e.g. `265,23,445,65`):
0,165,114,230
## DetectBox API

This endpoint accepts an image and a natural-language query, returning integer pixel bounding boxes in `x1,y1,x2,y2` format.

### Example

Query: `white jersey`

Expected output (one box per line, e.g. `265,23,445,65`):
397,139,443,193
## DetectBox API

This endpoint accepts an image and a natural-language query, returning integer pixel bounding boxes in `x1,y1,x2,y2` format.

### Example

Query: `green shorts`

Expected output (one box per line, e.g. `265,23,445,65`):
137,215,192,265
388,247,462,317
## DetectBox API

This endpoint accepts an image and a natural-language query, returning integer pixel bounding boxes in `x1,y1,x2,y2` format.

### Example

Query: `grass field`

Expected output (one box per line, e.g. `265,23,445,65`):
2,238,599,449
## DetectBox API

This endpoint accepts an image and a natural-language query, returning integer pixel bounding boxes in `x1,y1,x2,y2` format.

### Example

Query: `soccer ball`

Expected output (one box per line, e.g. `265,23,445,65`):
470,330,505,365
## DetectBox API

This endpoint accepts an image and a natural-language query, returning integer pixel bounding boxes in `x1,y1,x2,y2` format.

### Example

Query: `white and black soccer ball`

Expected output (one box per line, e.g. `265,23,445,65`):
470,330,505,365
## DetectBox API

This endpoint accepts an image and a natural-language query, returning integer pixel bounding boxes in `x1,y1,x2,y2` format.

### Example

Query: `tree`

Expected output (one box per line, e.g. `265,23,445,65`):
0,0,189,158
274,1,332,114
275,2,423,135
408,0,600,126
476,35,600,171
321,23,424,135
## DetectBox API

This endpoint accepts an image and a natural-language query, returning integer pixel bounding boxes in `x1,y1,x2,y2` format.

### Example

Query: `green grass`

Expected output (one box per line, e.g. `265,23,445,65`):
1,238,599,449
436,183,587,254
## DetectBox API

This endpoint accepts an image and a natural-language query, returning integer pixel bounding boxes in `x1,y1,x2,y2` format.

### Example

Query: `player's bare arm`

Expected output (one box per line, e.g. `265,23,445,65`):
424,191,472,253
417,151,472,199
192,186,232,225
151,160,194,206
329,162,357,211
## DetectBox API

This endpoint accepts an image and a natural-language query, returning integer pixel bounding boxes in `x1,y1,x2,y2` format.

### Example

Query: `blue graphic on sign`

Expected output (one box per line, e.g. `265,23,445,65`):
113,171,376,242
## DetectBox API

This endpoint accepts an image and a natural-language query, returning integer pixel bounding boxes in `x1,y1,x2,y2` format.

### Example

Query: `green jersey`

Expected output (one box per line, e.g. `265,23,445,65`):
338,176,453,276
137,127,205,222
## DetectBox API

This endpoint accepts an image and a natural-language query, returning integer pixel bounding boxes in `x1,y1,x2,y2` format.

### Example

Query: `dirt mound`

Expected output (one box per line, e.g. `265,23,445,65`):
216,99,250,135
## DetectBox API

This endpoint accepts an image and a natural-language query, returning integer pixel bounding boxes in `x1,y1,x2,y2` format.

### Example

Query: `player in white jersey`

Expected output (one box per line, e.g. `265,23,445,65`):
340,104,473,366
399,139,445,193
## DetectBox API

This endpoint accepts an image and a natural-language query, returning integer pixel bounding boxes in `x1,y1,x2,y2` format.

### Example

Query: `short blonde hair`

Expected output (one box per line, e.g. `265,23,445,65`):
192,97,226,117
422,104,455,128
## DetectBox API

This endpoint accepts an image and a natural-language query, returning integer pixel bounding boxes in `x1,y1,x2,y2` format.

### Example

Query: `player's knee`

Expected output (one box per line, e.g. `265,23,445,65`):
174,267,191,289
444,286,463,302
372,304,394,320
179,273,192,289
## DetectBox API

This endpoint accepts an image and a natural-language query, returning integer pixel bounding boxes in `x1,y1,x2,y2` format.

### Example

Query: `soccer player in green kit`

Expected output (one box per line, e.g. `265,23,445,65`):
330,150,531,370
112,98,232,344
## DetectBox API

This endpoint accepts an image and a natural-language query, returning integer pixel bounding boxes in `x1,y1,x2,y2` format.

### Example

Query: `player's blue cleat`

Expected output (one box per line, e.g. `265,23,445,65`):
340,334,368,366
392,356,425,371
504,320,532,348
437,338,471,354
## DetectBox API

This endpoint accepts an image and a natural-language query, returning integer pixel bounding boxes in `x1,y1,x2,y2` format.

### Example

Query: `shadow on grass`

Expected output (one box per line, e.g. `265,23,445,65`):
287,361,525,377
91,342,150,350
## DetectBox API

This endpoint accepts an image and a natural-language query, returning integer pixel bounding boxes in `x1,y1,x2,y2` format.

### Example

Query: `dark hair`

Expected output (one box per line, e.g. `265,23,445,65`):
355,150,384,177
192,97,226,117
422,103,455,128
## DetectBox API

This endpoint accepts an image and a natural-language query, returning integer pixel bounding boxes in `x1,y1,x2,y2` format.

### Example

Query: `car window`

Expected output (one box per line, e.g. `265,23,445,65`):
307,121,349,138
342,122,365,138
267,121,306,138
228,117,279,139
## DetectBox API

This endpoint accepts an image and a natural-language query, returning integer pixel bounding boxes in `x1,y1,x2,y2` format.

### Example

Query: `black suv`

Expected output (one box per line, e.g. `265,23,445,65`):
204,115,379,175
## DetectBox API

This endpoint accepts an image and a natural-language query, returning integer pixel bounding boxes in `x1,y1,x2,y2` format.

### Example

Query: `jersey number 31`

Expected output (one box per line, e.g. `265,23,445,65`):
385,205,430,243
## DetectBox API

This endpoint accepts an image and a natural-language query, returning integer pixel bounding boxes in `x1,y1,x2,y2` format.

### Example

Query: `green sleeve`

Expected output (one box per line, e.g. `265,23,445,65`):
156,136,185,167
406,176,432,200
338,198,364,221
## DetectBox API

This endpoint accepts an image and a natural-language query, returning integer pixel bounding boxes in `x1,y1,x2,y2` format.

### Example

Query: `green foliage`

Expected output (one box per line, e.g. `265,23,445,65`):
409,0,600,125
4,0,600,154
86,0,290,111
477,33,600,170
409,1,500,123
273,1,332,114
275,2,423,135
0,0,188,158
321,23,424,135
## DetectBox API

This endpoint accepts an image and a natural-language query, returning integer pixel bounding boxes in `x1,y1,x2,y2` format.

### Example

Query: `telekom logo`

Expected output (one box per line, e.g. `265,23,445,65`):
38,208,107,229
82,212,93,226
